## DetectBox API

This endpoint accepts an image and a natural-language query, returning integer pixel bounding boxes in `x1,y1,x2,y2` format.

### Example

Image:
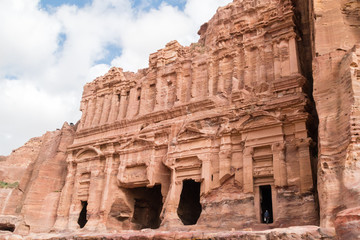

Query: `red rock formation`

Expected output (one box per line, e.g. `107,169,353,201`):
0,123,76,234
0,226,336,240
335,207,360,240
52,0,318,233
312,0,360,232
0,0,359,239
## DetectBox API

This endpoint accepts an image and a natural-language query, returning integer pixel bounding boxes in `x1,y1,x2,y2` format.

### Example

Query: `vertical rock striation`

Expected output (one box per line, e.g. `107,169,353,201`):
312,0,360,234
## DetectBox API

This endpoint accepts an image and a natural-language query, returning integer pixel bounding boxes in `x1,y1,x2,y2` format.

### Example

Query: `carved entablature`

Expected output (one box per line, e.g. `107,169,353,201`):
118,137,155,153
116,138,155,188
117,163,149,188
241,114,282,131
174,157,202,183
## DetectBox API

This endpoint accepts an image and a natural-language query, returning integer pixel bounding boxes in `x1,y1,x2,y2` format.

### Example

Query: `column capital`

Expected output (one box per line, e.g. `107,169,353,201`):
272,142,285,152
295,137,312,149
244,146,254,156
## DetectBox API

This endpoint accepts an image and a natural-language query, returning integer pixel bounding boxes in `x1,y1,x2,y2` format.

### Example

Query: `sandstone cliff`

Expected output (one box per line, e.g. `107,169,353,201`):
0,0,359,239
312,0,360,237
0,123,76,234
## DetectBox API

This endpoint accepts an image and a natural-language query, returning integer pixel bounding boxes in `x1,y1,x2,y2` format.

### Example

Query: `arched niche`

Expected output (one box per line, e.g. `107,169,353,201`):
75,147,103,160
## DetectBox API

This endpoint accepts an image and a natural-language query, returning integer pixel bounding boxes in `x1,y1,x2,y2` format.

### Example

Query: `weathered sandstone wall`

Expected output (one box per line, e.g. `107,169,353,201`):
1,0,359,239
51,0,318,233
0,123,76,234
312,0,360,234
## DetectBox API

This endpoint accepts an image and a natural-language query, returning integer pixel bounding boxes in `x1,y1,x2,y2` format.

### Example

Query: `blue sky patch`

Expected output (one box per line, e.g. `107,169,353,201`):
132,0,186,11
95,43,123,65
40,0,93,11
58,33,67,48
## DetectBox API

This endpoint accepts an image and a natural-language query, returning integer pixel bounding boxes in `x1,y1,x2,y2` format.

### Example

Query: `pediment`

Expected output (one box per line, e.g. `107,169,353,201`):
76,146,102,160
177,128,204,140
242,115,281,130
120,137,154,150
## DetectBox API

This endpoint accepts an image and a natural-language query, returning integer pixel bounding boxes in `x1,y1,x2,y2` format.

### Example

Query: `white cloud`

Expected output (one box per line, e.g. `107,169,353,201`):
0,0,232,155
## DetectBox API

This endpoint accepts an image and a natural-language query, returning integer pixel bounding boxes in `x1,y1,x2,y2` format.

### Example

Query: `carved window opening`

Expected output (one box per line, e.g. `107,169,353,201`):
177,179,202,225
0,223,15,232
117,94,121,101
260,185,273,224
78,201,88,228
137,88,141,101
149,84,156,111
130,185,163,229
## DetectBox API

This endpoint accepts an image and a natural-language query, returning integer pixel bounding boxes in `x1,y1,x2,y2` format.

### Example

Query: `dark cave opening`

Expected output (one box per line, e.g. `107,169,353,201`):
260,185,273,224
0,223,15,232
177,179,202,225
130,185,163,229
78,201,88,228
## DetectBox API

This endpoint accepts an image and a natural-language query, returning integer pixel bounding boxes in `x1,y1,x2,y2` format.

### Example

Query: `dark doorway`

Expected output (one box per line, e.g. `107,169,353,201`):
0,223,15,232
78,201,88,228
130,185,163,229
260,185,273,223
177,179,202,225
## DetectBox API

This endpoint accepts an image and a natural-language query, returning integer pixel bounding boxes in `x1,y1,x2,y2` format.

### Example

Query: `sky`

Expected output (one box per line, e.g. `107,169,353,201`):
0,0,232,156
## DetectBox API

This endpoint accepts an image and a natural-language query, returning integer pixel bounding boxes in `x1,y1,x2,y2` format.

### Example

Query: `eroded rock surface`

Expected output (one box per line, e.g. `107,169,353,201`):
53,0,318,233
313,0,360,232
0,226,335,240
0,0,359,239
0,123,76,234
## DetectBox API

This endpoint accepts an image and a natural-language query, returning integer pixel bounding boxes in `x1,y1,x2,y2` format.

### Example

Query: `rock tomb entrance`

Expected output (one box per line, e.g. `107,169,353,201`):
177,179,202,225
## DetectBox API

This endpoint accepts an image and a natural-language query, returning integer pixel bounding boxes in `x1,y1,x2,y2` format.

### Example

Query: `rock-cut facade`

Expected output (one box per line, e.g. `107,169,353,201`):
54,0,318,231
1,0,360,239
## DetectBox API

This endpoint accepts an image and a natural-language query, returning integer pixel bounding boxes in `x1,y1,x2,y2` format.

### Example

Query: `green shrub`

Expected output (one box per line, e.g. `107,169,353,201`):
0,181,19,189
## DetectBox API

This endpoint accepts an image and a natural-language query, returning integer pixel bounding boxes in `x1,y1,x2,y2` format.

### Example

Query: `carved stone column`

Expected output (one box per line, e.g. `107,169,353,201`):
289,37,299,74
243,47,252,86
273,42,281,80
84,98,95,128
117,90,128,120
78,100,88,130
99,145,115,227
174,70,183,106
154,74,165,111
217,59,225,94
208,61,215,96
279,40,290,76
243,146,254,193
219,134,232,184
201,155,212,194
296,138,313,193
233,141,244,187
160,158,183,229
85,163,105,230
67,162,83,230
92,96,104,126
107,91,119,123
272,142,287,187
259,45,266,82
53,154,76,231
99,94,111,125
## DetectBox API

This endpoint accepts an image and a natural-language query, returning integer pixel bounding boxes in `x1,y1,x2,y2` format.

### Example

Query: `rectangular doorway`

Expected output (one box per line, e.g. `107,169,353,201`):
260,185,273,223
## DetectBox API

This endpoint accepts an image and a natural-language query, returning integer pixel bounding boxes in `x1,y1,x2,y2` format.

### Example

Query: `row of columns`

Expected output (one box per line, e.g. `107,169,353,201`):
242,139,312,194
54,147,120,231
53,137,312,230
78,35,299,131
